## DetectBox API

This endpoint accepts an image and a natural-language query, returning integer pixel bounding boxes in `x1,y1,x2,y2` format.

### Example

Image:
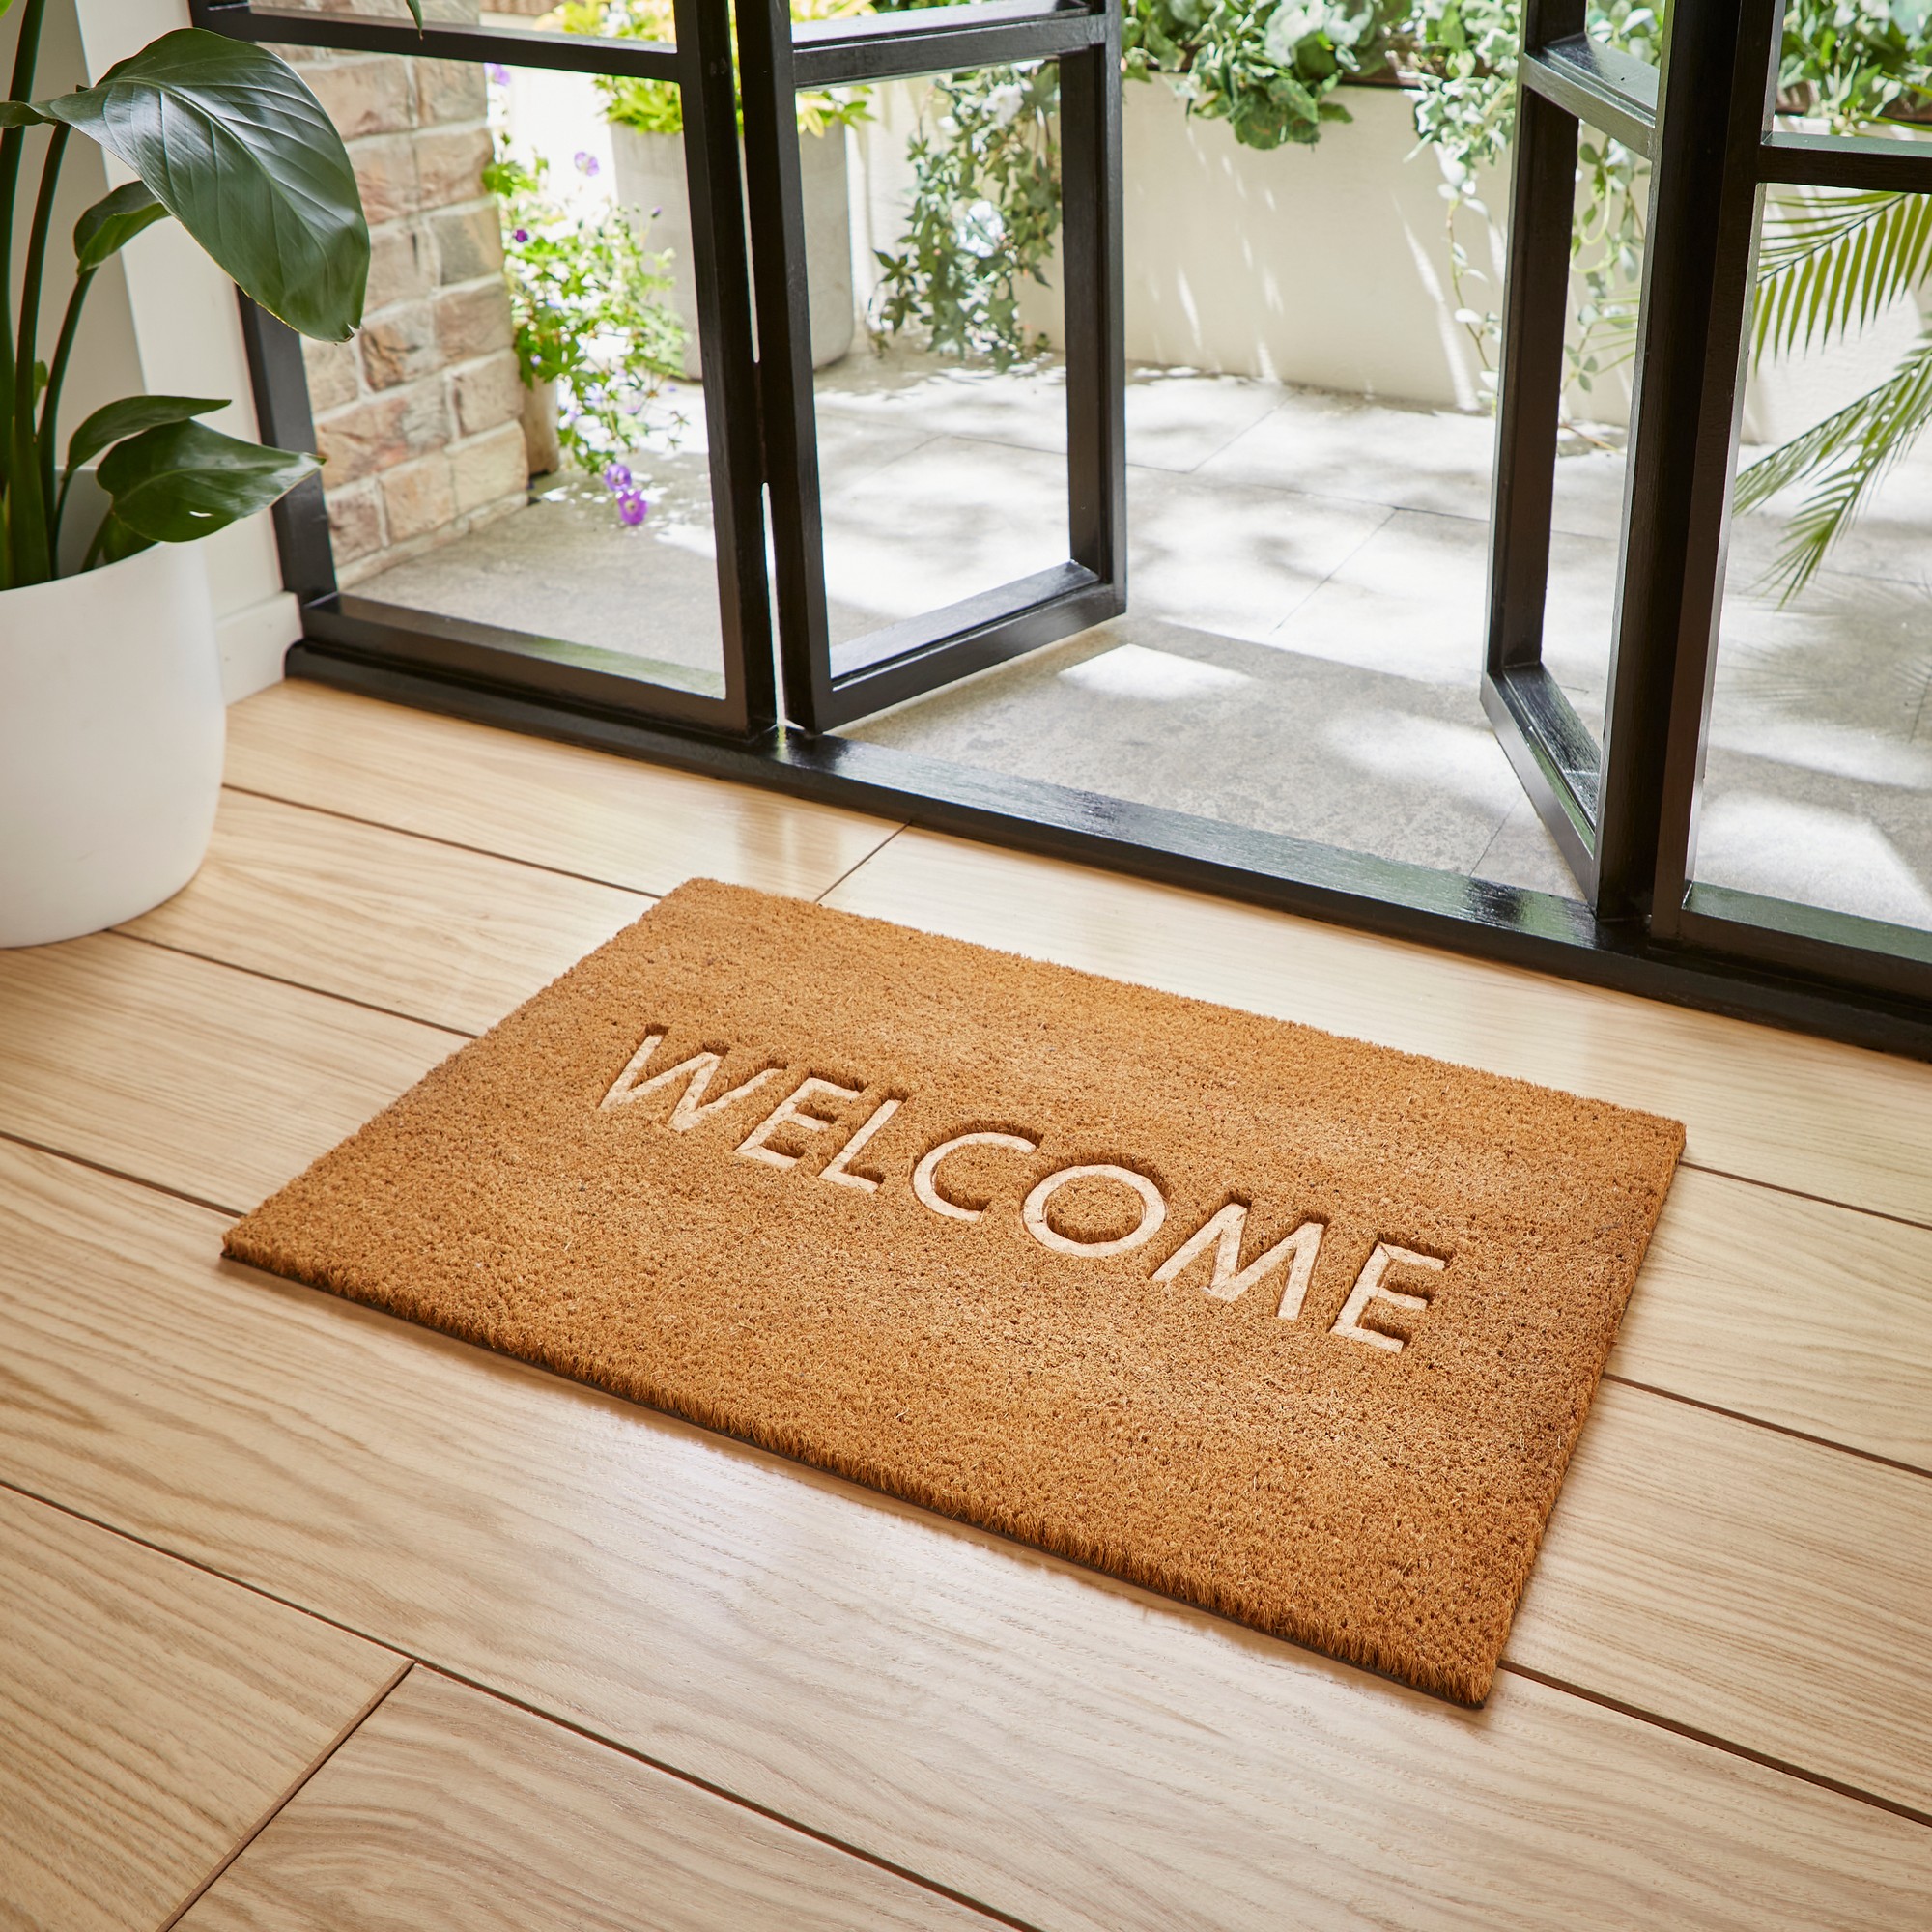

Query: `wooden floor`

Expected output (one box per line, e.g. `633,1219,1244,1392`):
5,678,1932,1929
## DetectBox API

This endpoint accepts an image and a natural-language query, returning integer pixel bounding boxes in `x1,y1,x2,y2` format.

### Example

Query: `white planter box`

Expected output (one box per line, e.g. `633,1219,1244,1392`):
611,122,856,378
0,531,223,947
848,80,1499,410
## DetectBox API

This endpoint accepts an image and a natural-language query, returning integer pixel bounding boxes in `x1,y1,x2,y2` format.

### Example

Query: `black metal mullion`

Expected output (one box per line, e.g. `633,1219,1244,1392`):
1519,31,1658,155
191,1,681,77
737,0,838,731
1482,0,1594,887
1600,0,1779,923
792,0,1106,86
237,299,337,608
1760,130,1932,191
1059,2,1126,606
676,0,780,734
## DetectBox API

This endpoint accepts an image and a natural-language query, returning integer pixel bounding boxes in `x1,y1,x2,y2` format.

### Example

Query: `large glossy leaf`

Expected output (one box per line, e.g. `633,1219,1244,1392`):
66,393,224,475
0,101,49,128
93,512,156,568
98,417,319,545
38,30,369,342
73,181,169,272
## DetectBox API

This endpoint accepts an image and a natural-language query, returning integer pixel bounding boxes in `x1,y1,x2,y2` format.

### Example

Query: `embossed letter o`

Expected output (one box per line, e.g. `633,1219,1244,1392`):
1022,1165,1167,1258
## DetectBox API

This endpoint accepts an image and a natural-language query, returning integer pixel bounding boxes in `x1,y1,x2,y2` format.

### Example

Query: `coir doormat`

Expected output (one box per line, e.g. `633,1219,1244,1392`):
227,879,1683,1703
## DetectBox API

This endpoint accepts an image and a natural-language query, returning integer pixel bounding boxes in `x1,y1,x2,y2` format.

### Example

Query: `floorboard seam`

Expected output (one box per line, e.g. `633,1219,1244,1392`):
152,1659,415,1931
215,781,678,897
9,1465,1927,1882
1675,1159,1932,1235
1495,1660,1932,1833
409,1663,1051,1932
1599,1371,1932,1483
0,1476,1039,1932
814,824,907,904
0,1128,244,1219
104,929,476,1042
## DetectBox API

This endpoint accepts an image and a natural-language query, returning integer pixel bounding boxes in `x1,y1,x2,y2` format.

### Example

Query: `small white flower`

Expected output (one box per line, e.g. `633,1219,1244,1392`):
983,82,1026,125
953,197,1006,258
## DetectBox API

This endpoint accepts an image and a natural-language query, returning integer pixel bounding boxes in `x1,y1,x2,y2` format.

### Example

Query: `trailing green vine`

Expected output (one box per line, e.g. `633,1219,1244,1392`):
868,61,1064,367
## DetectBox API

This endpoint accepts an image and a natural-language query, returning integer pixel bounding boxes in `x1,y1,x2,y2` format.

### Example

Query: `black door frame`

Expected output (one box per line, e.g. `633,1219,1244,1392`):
192,0,1932,1060
203,0,777,736
1485,0,1932,998
737,0,1125,729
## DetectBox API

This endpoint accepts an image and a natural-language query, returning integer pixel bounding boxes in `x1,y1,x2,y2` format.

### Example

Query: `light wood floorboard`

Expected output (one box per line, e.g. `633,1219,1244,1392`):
124,789,653,1036
1608,1167,1932,1472
821,829,1932,1224
177,1666,991,1932
0,1485,404,1932
0,933,456,1209
70,789,1932,1476
224,680,900,900
1512,1378,1932,1810
3,1143,1928,1929
7,895,1932,1809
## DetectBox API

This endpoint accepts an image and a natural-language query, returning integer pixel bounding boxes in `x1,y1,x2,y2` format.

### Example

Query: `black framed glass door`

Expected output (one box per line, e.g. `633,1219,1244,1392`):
736,0,1125,730
197,0,778,737
194,0,1932,1058
202,0,1122,737
1484,0,1932,1008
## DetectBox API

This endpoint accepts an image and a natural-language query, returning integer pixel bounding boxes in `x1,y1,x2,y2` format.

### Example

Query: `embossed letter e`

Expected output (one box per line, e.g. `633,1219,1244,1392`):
602,1032,781,1128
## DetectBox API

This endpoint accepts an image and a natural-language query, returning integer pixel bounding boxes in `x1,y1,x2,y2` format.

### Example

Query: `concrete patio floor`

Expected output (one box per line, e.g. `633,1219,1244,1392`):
356,347,1932,935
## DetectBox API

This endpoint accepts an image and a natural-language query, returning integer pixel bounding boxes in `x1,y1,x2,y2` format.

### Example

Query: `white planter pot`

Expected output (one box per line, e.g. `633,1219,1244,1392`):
612,123,855,379
0,538,223,948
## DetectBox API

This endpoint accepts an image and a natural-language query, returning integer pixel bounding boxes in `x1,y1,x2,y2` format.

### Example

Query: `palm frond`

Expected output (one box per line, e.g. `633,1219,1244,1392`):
1752,189,1932,361
1736,328,1932,601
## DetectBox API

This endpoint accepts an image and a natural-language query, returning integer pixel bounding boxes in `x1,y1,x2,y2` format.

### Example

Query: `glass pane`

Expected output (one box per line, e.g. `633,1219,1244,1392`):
840,57,1584,896
814,58,1070,646
1694,177,1932,936
286,37,727,691
1537,113,1651,758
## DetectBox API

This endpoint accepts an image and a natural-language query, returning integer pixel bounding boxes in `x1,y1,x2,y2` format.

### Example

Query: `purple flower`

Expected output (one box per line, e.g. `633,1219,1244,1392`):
574,150,601,178
603,461,633,491
511,226,529,243
617,490,648,527
486,62,511,86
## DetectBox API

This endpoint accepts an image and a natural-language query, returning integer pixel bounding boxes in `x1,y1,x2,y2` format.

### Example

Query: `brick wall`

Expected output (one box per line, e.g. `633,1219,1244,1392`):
283,6,528,587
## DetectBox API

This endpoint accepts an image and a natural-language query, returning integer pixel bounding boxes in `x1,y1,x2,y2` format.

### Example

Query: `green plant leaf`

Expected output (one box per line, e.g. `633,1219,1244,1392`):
97,417,318,545
1736,329,1932,599
93,512,156,568
65,392,225,476
0,100,50,127
37,29,369,343
72,180,168,272
1754,189,1932,361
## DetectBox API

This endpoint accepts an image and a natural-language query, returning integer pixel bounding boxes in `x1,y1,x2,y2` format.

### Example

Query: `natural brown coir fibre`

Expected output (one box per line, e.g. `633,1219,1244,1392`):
227,879,1684,1702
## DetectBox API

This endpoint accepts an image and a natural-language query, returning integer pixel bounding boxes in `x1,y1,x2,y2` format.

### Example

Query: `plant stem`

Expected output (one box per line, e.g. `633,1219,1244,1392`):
40,264,94,551
11,117,67,585
0,0,53,506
